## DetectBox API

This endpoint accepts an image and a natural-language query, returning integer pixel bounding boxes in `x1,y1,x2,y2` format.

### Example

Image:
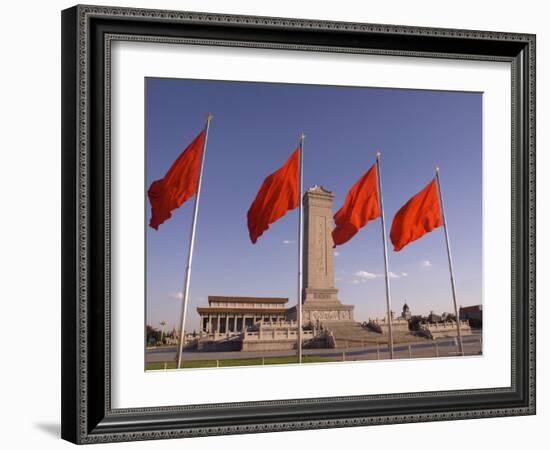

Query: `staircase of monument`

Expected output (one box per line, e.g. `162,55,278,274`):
324,321,391,348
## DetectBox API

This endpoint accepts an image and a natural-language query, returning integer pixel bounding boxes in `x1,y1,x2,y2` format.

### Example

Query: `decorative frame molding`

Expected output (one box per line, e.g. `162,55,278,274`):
61,4,535,444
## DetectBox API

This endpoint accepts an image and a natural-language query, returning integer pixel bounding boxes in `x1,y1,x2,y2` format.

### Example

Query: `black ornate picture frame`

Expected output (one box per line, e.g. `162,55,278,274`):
61,4,536,444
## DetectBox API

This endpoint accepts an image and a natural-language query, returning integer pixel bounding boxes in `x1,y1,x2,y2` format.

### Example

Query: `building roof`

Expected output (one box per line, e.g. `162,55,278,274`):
208,296,288,304
197,307,288,315
459,305,482,312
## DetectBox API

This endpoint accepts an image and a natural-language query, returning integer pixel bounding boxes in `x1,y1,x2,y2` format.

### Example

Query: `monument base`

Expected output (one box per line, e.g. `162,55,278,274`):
302,303,354,324
286,288,354,324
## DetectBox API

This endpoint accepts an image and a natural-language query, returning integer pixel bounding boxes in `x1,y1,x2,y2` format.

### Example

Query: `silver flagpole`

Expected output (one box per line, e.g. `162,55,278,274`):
297,133,305,364
176,113,213,369
435,167,464,356
375,152,394,359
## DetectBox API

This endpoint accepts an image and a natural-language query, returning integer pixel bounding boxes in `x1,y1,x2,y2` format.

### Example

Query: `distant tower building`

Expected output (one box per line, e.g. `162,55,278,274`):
402,302,411,320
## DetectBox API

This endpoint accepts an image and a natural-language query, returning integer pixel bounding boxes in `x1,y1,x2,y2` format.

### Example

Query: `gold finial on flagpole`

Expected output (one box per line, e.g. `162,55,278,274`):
206,112,213,123
376,151,381,158
299,132,305,142
435,165,440,172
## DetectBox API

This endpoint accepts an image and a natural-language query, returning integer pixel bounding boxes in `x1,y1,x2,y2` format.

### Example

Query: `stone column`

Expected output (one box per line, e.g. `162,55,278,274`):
225,315,229,335
303,186,337,297
299,186,354,323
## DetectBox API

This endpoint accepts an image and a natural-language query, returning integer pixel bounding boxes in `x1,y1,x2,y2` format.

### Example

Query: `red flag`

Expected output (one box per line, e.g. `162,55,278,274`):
390,178,442,251
332,164,380,246
147,129,206,230
247,148,300,244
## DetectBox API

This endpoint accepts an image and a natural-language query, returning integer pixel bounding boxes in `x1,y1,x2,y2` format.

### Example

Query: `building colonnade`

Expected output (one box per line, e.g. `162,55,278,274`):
199,313,285,335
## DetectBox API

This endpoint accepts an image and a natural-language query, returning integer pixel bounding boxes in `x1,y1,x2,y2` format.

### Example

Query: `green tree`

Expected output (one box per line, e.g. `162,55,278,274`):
146,325,162,345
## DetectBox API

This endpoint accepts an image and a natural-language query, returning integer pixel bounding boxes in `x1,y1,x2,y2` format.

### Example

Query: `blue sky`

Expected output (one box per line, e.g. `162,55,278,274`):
145,78,482,332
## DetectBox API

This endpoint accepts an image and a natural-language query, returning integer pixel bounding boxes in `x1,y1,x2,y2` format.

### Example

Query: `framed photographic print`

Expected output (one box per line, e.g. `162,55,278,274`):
61,4,536,444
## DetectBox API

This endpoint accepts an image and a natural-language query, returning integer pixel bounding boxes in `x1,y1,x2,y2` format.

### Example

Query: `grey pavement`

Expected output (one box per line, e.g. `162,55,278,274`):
146,333,482,363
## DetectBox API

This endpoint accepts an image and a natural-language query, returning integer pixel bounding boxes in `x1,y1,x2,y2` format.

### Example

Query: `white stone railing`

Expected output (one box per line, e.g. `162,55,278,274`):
243,329,314,342
255,320,298,329
199,331,242,340
425,320,470,330
198,321,315,341
368,317,409,325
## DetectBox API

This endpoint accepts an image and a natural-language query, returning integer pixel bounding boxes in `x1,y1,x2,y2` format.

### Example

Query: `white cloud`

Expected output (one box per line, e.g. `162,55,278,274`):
170,292,183,300
282,240,295,244
389,271,408,278
354,270,407,281
355,270,381,279
334,251,340,257
421,260,432,268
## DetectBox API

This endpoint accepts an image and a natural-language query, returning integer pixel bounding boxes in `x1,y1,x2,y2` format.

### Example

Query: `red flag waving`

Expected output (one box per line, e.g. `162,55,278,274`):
390,178,442,251
247,148,300,244
147,129,206,230
332,164,380,247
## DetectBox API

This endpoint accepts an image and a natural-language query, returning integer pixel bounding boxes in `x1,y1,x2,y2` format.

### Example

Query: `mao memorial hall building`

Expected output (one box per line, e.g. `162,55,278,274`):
197,296,289,334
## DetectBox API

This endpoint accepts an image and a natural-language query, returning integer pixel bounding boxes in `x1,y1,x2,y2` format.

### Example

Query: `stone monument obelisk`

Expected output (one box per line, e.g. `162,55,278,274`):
300,186,354,324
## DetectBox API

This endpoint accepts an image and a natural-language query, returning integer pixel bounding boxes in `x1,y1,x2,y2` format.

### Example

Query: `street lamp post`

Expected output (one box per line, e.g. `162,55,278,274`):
159,320,167,345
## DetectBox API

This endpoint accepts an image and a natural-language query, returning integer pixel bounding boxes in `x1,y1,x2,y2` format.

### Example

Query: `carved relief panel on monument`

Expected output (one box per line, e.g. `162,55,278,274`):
304,186,335,290
314,216,327,279
306,310,353,322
